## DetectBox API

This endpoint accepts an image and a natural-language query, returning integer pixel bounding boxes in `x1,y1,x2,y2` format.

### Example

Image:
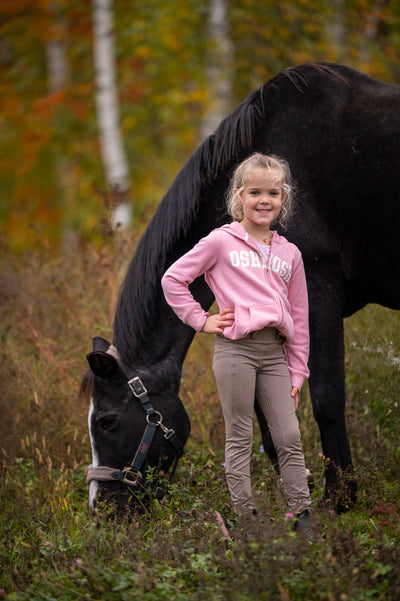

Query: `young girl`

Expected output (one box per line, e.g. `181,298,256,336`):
162,153,312,534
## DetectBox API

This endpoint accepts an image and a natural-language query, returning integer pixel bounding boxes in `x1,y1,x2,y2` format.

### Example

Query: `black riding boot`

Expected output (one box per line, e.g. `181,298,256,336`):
293,508,316,540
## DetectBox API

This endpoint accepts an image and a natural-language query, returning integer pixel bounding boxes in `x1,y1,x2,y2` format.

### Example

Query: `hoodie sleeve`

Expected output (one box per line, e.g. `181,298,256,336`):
161,235,217,331
284,250,310,390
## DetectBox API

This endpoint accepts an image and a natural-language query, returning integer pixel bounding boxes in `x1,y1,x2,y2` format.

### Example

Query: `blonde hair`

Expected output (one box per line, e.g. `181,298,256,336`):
226,153,294,226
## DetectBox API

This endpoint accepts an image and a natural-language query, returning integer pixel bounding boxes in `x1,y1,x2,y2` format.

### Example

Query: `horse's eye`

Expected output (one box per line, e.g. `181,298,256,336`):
96,413,118,431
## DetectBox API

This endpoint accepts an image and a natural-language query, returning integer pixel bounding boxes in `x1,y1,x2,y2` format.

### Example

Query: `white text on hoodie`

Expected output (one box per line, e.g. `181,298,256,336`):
229,250,293,283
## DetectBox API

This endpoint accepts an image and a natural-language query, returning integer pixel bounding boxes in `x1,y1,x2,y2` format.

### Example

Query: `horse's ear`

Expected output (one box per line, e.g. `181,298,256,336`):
86,351,118,378
92,336,111,353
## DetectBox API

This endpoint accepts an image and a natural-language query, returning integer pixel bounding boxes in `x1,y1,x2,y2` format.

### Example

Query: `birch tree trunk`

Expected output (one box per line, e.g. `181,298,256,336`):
358,0,385,69
46,0,77,248
200,0,234,141
92,0,132,229
46,26,69,93
326,0,347,63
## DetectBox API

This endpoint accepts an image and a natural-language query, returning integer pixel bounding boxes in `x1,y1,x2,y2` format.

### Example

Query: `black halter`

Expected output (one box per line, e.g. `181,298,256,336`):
87,358,185,499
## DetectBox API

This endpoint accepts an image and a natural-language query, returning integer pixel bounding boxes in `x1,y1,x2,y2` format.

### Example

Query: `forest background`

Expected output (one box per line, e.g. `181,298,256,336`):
1,1,400,599
1,0,400,252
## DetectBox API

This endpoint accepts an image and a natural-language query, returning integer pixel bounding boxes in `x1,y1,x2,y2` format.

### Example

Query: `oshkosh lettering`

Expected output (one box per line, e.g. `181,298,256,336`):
229,249,292,283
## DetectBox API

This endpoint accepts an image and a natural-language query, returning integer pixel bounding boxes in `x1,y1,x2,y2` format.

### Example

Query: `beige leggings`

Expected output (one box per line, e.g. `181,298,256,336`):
212,327,311,515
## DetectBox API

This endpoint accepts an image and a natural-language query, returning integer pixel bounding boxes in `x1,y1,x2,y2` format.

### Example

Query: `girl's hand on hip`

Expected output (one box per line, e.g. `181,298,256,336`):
201,308,234,335
291,387,299,411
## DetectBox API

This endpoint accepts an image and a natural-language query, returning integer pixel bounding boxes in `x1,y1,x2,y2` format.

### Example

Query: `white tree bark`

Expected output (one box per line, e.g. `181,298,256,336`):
46,1,77,249
358,0,385,68
200,0,234,140
326,0,347,63
46,38,69,94
92,0,131,229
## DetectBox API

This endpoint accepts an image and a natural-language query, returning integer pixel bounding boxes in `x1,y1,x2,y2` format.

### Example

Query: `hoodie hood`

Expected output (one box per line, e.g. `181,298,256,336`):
219,222,288,246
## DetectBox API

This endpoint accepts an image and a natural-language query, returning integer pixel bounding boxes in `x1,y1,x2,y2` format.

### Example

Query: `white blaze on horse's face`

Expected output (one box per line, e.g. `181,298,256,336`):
88,397,99,510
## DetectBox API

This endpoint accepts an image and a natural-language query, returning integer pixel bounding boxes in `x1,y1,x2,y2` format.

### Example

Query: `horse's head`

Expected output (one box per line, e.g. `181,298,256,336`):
81,336,189,515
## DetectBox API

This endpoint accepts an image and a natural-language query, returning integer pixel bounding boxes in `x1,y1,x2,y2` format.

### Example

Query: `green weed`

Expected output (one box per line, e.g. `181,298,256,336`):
1,236,399,600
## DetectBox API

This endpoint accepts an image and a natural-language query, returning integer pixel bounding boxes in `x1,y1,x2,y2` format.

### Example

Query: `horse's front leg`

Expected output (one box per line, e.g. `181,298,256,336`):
307,268,357,512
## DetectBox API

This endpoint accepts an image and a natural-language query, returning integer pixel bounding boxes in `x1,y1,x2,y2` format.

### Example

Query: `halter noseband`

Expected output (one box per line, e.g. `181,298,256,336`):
87,352,185,499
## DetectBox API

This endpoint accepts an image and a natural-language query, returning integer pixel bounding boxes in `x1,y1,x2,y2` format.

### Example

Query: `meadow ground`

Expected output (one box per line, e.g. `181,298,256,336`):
0,232,399,600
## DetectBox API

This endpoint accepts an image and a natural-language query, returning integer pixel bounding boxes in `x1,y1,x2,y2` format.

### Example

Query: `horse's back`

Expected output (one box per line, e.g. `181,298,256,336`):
258,64,400,312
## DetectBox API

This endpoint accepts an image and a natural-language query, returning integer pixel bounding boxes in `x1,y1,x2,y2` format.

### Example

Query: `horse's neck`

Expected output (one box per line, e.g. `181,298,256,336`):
113,282,213,392
113,316,191,397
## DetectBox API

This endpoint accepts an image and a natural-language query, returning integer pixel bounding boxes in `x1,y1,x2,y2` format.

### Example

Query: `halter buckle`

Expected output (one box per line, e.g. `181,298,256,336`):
128,376,148,398
119,467,143,486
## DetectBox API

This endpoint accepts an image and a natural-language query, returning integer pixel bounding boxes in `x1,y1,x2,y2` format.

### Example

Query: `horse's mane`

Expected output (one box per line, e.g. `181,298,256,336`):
113,63,351,362
113,84,266,359
281,62,350,92
79,369,94,402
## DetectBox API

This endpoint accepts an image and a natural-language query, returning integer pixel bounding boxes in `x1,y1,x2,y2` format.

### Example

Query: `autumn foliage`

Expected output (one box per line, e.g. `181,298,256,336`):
1,0,400,252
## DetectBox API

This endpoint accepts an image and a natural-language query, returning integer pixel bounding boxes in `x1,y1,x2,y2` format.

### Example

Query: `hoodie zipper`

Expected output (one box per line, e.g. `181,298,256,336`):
233,226,285,328
259,236,284,327
243,229,274,271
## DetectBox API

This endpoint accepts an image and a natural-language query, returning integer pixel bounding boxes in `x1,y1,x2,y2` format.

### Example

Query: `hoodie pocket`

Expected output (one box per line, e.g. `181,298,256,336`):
248,302,282,334
223,302,287,340
224,303,282,339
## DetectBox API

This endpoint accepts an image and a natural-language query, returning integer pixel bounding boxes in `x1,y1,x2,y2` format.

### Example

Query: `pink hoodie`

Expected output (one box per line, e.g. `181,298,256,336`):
162,222,309,389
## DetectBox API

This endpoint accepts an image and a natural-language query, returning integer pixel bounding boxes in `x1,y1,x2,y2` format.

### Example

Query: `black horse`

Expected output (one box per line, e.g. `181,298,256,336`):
81,63,400,514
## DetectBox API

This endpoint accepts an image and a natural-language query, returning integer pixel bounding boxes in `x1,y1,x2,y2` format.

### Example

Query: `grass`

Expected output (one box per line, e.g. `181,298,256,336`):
0,231,399,600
